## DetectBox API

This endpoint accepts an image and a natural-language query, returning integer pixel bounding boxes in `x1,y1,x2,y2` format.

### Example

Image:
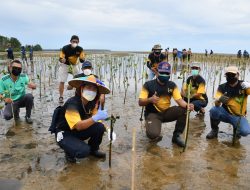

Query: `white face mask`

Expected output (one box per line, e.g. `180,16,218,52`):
82,89,97,101
83,69,92,76
71,43,78,48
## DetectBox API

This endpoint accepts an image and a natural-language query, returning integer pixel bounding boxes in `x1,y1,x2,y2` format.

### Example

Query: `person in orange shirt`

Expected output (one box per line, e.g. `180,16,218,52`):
139,62,194,147
206,66,250,139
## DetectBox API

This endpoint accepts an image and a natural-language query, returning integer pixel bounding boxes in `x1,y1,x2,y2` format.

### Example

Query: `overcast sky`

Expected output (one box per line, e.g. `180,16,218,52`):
1,0,250,53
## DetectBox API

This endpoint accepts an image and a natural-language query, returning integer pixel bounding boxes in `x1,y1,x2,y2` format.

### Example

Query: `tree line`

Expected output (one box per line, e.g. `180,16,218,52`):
0,35,42,51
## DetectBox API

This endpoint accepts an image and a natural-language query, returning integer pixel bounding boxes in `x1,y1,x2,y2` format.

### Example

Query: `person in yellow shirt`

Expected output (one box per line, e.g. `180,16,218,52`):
55,75,110,162
181,63,208,115
58,35,85,104
206,66,250,139
139,62,194,147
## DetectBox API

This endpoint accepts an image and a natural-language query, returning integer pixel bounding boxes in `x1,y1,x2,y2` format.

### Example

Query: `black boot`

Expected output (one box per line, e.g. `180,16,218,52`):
206,119,219,139
172,134,185,147
90,150,106,158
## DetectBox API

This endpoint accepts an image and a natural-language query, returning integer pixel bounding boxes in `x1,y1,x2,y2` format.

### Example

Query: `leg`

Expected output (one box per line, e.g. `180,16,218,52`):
145,113,162,139
230,116,250,137
191,100,207,112
57,131,90,161
161,106,186,147
18,93,34,118
3,102,20,120
58,63,69,101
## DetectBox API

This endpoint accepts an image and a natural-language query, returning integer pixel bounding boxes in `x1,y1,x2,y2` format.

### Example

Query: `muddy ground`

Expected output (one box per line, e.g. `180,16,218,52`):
0,55,250,190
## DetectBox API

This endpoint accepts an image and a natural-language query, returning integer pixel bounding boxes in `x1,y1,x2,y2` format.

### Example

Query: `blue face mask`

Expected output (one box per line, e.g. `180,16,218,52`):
191,69,199,76
158,74,170,84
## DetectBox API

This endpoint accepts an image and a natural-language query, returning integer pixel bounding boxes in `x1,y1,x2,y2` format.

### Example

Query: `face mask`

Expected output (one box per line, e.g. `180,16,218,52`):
82,89,97,101
226,75,238,84
83,69,92,76
71,43,78,48
154,51,161,56
191,69,199,76
158,75,170,84
11,67,22,76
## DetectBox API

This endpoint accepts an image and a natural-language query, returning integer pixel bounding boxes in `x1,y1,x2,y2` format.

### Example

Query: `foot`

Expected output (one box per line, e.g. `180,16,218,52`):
59,97,64,104
14,115,20,121
65,153,76,163
206,129,218,139
90,150,106,158
25,116,33,124
149,135,163,143
172,135,185,147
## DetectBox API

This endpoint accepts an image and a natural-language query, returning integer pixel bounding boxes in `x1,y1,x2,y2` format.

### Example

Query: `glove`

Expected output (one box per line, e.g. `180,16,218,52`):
219,95,230,105
241,81,250,89
92,107,108,122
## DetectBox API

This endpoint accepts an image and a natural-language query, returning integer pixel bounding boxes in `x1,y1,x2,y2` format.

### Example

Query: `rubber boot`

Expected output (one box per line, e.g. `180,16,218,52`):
172,133,185,147
206,119,220,139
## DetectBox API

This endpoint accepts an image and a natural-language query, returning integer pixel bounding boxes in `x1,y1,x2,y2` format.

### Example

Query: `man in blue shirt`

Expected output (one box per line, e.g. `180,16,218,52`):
0,60,36,123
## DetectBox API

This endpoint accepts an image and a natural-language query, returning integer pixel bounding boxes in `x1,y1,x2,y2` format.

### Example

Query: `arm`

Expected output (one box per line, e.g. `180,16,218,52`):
175,98,194,111
138,86,159,106
79,50,85,63
59,49,66,63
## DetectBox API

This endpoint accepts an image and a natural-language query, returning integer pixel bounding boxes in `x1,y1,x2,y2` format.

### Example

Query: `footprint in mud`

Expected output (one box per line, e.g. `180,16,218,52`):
24,142,37,149
6,130,16,137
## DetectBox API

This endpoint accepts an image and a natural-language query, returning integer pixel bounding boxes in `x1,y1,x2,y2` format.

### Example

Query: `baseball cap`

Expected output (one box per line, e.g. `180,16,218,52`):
158,62,171,73
225,66,239,74
82,61,92,69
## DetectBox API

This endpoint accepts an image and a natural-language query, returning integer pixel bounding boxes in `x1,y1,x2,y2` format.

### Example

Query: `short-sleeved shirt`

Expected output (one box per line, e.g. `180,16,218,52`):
147,53,166,69
0,74,29,101
139,79,182,113
215,80,250,116
183,75,207,101
59,44,85,65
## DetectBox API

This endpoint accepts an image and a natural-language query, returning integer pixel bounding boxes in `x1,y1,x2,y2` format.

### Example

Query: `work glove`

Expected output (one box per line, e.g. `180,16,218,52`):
92,106,108,122
241,81,250,89
219,94,230,105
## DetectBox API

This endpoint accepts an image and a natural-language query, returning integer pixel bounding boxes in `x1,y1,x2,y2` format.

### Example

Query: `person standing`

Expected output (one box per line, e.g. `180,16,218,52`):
139,62,194,147
21,46,28,63
58,35,85,104
187,48,192,62
0,60,36,123
146,44,166,80
6,44,14,60
206,66,250,139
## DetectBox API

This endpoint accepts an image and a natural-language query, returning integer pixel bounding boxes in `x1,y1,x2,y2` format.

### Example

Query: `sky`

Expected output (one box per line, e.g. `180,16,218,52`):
0,0,250,53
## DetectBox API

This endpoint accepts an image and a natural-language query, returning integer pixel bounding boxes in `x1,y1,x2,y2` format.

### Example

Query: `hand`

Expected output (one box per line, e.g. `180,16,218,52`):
4,98,13,104
149,92,159,104
241,81,250,89
28,83,36,89
219,95,230,105
92,106,108,122
60,58,66,63
188,103,194,111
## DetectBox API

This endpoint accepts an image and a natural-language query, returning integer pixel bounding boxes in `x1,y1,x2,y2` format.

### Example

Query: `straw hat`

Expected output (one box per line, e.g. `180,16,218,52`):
152,44,162,50
68,75,110,94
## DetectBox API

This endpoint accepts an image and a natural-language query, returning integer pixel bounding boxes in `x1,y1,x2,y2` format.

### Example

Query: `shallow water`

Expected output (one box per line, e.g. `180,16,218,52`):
0,55,250,190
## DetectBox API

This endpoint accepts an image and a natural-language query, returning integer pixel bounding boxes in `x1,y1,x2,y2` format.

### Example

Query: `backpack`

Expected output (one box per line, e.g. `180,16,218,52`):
48,106,62,134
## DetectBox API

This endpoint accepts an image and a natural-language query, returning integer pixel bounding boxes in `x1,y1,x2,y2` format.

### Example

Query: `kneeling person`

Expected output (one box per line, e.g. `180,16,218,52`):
0,60,36,124
55,75,110,162
138,62,194,147
206,66,250,139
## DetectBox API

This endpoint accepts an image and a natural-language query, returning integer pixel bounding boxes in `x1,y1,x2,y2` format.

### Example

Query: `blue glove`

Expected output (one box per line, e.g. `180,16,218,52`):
92,107,108,122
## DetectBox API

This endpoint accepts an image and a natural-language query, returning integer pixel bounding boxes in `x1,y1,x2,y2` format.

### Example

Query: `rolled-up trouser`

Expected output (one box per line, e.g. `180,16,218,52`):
3,93,34,120
210,106,250,136
145,106,186,139
57,122,105,159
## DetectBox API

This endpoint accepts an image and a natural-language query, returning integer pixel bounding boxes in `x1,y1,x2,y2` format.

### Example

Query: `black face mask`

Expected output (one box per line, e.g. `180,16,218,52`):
154,51,161,56
11,67,22,76
226,73,238,84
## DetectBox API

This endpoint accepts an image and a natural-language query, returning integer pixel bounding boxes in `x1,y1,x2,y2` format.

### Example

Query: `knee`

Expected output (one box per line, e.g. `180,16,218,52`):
93,122,106,134
25,93,34,101
209,106,220,119
76,146,91,158
4,115,12,120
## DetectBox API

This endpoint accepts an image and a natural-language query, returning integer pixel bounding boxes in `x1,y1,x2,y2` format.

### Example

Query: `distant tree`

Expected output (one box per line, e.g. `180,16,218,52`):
9,37,21,50
33,44,42,51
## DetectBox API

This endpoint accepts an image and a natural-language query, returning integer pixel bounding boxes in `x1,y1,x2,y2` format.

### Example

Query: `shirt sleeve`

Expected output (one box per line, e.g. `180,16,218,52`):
0,80,5,94
139,87,149,99
173,87,182,101
197,83,206,94
215,90,223,100
246,88,250,95
65,110,81,130
79,51,85,62
59,49,65,59
24,75,29,85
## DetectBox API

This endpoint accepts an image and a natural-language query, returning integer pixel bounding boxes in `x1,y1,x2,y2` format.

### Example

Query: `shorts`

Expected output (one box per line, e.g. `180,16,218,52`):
58,63,80,82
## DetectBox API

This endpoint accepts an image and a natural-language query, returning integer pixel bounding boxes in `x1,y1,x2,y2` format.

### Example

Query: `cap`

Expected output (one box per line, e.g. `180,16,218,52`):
70,35,79,41
225,66,239,74
152,44,162,50
82,61,92,69
68,75,110,94
190,62,201,68
158,62,171,73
